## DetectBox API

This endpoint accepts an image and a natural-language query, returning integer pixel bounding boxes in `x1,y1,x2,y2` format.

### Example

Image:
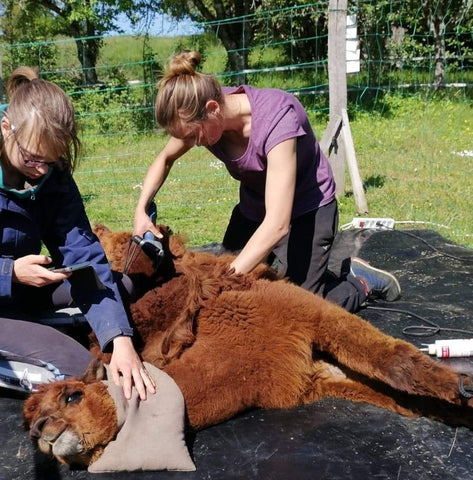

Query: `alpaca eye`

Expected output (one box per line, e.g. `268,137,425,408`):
65,391,83,404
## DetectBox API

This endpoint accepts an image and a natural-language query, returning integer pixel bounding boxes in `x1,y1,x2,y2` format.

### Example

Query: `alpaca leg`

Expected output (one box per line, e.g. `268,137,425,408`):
302,377,419,418
311,307,470,407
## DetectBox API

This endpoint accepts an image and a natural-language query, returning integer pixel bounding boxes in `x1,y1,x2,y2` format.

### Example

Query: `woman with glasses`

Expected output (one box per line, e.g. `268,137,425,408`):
0,66,155,399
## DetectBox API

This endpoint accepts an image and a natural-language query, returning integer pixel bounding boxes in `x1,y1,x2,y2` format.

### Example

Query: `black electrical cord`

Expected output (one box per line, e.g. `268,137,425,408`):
365,305,473,338
374,225,473,263
349,226,473,337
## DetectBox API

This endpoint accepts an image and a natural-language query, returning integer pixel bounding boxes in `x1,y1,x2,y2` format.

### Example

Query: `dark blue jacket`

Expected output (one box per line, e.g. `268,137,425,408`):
0,166,133,350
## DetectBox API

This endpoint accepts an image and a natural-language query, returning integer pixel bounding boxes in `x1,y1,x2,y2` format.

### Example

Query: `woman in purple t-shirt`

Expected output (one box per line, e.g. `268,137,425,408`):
134,51,400,312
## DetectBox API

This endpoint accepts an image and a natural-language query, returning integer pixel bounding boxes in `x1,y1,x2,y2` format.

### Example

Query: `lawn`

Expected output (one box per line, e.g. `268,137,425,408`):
75,93,472,249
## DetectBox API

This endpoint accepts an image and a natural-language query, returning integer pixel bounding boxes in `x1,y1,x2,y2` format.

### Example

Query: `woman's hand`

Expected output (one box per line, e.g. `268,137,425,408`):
13,254,71,286
109,336,156,401
133,207,162,239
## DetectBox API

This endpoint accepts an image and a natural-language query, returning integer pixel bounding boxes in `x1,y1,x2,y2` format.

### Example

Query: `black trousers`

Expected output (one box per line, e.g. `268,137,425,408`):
222,200,367,313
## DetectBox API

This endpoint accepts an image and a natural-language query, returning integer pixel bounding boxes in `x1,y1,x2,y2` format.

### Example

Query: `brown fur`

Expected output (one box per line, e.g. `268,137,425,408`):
23,372,116,466
23,224,473,468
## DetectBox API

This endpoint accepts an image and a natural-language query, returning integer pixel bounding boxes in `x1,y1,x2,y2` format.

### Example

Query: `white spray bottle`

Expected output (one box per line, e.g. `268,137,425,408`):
420,338,473,358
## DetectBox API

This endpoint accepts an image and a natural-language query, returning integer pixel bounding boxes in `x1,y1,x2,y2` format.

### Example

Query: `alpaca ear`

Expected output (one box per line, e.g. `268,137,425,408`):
23,389,46,428
81,358,107,383
168,233,187,258
92,223,111,238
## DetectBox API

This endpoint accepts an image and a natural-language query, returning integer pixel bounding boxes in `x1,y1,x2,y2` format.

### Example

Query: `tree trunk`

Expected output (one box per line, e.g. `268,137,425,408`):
74,38,99,85
70,21,101,86
432,15,446,89
423,0,446,90
226,49,248,86
213,21,249,85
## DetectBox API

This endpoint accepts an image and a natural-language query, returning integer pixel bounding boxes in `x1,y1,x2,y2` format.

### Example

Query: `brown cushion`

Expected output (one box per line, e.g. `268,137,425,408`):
88,362,195,473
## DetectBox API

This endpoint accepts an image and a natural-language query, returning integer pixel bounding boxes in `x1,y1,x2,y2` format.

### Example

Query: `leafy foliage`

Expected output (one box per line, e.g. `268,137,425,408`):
355,0,473,87
0,0,163,85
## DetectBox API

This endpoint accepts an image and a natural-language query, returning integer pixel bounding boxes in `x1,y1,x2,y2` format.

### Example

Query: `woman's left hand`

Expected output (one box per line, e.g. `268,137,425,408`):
108,336,156,400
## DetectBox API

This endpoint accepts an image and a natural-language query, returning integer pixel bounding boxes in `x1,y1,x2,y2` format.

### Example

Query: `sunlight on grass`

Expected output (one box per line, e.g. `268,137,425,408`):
76,94,472,249
340,98,472,247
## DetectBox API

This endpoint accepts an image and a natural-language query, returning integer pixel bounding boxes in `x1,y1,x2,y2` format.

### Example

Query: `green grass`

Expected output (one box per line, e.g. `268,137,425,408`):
48,34,471,249
77,131,239,246
5,27,471,261
331,96,473,248
76,94,473,250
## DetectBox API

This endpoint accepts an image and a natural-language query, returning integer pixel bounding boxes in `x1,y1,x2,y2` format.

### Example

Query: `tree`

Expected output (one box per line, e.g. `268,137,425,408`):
420,0,472,88
251,1,327,66
162,0,256,84
356,0,473,89
1,0,162,85
161,0,326,84
0,0,59,98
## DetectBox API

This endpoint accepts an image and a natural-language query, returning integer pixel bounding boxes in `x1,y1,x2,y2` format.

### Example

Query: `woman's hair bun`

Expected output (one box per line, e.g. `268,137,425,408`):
167,50,202,77
6,66,39,97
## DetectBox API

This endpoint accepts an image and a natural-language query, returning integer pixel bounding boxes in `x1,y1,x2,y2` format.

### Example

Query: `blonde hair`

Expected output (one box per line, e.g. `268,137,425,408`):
3,66,80,172
155,51,223,135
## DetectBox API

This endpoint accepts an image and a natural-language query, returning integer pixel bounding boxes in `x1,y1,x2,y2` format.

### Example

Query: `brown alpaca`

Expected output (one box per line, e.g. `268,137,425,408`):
23,225,473,468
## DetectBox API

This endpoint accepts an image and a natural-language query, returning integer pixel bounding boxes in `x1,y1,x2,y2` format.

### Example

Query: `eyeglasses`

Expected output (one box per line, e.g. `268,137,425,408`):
12,130,58,167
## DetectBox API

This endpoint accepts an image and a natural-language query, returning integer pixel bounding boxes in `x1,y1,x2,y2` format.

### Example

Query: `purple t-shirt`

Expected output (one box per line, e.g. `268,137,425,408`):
207,85,336,222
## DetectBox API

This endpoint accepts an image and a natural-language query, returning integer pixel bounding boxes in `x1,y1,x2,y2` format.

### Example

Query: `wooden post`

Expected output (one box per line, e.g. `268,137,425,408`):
325,0,368,213
341,109,368,213
320,114,342,157
327,0,348,196
320,111,368,214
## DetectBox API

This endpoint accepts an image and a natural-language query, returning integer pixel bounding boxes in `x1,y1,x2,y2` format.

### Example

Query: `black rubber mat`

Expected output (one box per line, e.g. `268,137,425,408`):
2,229,473,480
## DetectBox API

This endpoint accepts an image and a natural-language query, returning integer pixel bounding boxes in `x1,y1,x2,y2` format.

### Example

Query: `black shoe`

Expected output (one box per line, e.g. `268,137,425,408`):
350,257,401,301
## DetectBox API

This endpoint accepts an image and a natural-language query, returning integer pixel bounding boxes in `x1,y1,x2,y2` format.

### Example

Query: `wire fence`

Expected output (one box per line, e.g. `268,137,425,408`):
0,1,472,239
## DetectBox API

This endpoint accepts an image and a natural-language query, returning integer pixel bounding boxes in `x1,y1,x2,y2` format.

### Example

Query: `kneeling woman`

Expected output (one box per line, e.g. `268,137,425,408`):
134,50,401,313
